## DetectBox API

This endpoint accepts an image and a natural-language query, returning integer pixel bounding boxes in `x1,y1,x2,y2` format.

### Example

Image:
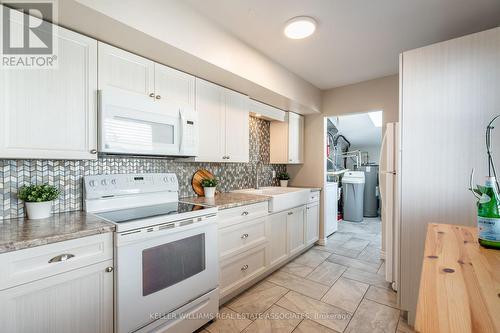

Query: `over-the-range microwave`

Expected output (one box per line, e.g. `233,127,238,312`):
98,88,198,157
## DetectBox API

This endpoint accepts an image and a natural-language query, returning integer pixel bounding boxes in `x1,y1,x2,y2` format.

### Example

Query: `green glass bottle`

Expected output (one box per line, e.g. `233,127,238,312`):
477,177,500,249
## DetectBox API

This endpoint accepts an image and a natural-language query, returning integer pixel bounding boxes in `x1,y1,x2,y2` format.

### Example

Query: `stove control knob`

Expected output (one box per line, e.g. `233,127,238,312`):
170,176,176,182
163,177,169,183
101,179,108,186
111,179,117,185
88,180,96,187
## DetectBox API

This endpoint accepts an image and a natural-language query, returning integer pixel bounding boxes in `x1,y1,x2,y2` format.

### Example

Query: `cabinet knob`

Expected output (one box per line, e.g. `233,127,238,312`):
149,93,155,98
288,212,293,215
241,211,249,216
241,233,249,239
227,156,230,160
241,264,249,271
105,267,114,273
90,149,97,154
155,95,161,100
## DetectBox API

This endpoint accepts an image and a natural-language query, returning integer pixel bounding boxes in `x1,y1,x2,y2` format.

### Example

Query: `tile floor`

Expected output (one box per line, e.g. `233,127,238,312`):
199,218,415,333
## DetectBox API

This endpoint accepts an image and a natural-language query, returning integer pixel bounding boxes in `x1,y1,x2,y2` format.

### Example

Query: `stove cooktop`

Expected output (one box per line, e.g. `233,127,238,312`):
95,202,208,223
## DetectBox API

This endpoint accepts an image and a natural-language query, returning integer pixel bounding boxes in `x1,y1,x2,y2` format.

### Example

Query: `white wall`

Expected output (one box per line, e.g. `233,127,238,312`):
65,0,321,114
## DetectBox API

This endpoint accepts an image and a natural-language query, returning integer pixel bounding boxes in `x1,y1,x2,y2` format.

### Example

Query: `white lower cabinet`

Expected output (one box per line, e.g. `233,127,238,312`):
287,206,306,256
268,211,288,267
0,234,114,333
306,201,320,246
218,202,312,301
219,244,267,298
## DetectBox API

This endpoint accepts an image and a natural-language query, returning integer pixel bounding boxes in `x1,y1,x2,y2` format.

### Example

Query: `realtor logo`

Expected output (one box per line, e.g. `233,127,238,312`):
1,1,58,68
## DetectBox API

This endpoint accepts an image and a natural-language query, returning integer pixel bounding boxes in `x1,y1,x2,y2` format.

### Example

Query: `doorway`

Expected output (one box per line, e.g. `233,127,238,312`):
323,110,384,267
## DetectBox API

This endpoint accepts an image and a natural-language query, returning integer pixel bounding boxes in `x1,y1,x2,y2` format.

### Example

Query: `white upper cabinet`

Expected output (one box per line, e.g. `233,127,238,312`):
270,112,305,164
288,112,305,163
195,79,226,162
154,62,195,107
98,42,195,107
0,23,98,160
98,42,154,96
195,78,249,163
225,89,250,162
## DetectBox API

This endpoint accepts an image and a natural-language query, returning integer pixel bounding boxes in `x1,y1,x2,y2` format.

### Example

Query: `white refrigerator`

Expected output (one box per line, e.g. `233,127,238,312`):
379,122,400,291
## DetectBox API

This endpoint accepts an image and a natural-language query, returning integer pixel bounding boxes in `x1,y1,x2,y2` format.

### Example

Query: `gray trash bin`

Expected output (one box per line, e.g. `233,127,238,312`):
342,171,365,222
357,165,379,217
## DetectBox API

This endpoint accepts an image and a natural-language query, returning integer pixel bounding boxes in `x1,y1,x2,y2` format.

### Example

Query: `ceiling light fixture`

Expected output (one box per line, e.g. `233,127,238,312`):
284,16,316,39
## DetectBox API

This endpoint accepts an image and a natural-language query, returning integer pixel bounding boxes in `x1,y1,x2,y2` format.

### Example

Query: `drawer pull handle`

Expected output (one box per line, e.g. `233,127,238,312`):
241,233,249,239
241,211,249,216
241,264,249,271
288,212,293,215
48,253,75,263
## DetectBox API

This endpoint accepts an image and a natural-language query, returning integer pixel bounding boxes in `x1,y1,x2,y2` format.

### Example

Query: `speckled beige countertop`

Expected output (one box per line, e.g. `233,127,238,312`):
0,211,115,254
181,192,270,210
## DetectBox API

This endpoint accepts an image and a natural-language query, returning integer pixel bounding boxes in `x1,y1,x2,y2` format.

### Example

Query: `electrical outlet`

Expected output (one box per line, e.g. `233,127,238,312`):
272,170,276,178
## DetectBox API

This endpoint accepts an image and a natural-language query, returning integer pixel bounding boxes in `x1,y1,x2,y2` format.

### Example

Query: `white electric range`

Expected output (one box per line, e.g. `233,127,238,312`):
84,173,219,333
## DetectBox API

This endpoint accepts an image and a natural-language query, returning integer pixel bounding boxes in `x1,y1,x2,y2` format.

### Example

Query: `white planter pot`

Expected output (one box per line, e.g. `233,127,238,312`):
203,187,216,198
25,201,53,220
280,180,289,187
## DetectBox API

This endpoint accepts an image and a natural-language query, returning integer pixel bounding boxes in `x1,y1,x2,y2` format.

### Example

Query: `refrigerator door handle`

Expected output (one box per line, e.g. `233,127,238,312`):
378,127,389,170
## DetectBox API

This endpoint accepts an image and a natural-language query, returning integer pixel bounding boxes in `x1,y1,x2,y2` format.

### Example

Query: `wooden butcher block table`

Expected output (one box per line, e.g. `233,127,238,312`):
416,223,500,333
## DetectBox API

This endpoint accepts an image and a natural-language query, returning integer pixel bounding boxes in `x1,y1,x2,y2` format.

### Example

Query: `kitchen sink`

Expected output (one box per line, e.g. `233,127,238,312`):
233,186,311,212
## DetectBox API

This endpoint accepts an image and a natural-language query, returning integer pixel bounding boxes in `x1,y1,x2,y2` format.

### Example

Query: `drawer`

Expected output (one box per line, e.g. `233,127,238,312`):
218,202,268,228
220,245,267,297
0,233,113,290
219,217,267,259
308,191,320,203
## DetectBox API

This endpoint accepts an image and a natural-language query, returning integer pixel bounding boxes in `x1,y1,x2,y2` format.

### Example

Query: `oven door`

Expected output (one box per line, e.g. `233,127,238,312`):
114,216,218,333
99,88,182,156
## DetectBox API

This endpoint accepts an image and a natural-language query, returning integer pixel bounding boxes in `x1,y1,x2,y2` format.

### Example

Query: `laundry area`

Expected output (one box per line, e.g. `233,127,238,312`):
325,111,389,228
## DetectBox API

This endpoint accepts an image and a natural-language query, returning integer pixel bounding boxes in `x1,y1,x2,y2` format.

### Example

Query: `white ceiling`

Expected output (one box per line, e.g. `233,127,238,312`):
331,113,382,148
185,0,500,89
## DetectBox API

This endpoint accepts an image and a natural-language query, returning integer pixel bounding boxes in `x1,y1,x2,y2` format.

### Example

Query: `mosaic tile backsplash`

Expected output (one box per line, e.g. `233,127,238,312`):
0,117,286,220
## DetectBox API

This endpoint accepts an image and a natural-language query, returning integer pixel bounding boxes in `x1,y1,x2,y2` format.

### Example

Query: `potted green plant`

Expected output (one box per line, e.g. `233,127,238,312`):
201,178,218,198
277,172,290,187
18,184,60,219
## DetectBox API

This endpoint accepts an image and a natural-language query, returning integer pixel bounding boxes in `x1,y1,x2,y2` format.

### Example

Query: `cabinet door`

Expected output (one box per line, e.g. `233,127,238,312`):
98,42,154,96
0,25,97,160
288,112,304,164
306,204,320,245
0,260,113,333
194,79,226,162
154,63,195,107
268,211,288,267
224,89,249,162
287,206,306,256
325,183,339,236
